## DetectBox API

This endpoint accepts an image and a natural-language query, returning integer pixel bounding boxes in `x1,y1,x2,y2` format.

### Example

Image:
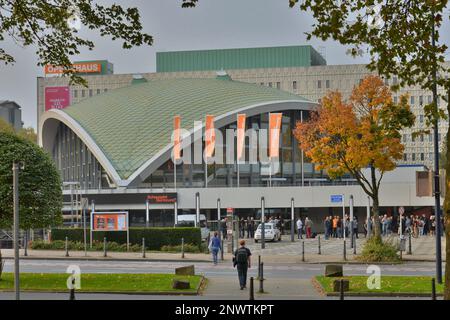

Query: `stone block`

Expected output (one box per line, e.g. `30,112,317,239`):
175,265,195,275
325,264,343,277
172,279,190,289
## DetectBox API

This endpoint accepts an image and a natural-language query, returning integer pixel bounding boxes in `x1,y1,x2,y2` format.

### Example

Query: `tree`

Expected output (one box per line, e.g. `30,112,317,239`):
17,127,37,144
294,75,414,242
287,0,450,300
0,131,63,229
1,0,153,85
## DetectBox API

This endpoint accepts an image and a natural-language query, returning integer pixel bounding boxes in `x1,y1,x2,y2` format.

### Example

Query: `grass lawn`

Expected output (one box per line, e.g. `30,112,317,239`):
315,276,444,295
0,273,203,293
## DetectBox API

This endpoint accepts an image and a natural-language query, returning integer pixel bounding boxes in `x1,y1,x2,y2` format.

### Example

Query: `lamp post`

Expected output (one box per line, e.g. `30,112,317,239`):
431,4,443,284
290,198,295,242
13,162,24,301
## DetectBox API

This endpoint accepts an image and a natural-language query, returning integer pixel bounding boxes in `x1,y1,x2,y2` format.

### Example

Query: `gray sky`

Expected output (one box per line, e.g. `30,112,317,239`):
1,0,449,129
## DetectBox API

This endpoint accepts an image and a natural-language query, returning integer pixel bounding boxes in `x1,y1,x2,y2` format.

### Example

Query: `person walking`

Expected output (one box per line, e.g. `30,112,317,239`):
296,217,303,239
221,217,228,240
352,217,358,238
233,240,252,290
208,231,221,265
332,216,338,238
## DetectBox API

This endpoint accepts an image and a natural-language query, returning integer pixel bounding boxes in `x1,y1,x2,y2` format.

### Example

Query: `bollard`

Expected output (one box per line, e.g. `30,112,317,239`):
249,277,255,300
343,240,347,261
142,237,146,258
353,234,356,255
69,278,75,300
431,278,436,300
257,255,261,279
103,237,107,257
258,262,264,293
318,235,321,255
24,232,28,257
339,279,344,300
65,236,69,257
181,237,185,259
302,241,305,262
407,233,412,255
220,233,224,261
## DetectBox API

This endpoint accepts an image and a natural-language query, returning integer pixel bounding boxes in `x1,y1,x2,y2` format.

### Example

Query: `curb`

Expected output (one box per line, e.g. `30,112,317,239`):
2,256,211,263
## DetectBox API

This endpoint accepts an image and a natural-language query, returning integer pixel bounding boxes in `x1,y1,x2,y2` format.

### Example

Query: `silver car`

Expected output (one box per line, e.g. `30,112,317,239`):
254,223,281,242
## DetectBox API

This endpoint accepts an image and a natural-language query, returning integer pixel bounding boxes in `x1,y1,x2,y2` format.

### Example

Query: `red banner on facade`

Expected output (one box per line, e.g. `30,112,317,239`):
269,113,282,158
236,114,246,161
45,86,71,111
205,115,215,158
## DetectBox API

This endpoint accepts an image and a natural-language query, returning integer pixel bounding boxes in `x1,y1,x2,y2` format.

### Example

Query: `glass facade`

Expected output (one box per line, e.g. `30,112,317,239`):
52,123,114,190
142,109,354,189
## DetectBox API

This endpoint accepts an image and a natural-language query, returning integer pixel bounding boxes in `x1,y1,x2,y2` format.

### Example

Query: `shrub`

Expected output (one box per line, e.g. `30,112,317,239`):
357,237,400,262
160,243,203,253
30,240,142,252
0,250,3,280
50,227,202,250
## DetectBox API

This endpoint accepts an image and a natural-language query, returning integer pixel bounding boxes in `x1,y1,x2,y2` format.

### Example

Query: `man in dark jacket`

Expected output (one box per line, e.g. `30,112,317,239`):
233,240,252,290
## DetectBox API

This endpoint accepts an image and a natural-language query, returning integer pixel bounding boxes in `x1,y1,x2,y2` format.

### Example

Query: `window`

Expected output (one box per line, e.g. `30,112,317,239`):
428,95,432,104
438,133,442,141
81,90,85,98
420,153,424,161
403,153,407,161
73,90,78,98
89,89,93,97
420,134,424,142
384,78,389,85
318,80,322,89
97,89,101,95
412,153,416,161
293,81,297,90
276,82,281,89
326,80,330,88
429,135,433,142
9,109,15,124
419,95,423,105
402,134,407,142
419,115,424,123
268,82,272,88
260,82,264,86
410,96,415,105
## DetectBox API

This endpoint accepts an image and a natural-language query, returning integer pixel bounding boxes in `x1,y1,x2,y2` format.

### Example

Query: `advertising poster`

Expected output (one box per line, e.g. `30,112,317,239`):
45,86,71,111
92,212,128,231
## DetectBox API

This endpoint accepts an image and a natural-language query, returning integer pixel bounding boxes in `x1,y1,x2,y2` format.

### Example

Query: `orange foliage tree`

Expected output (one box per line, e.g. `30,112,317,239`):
294,75,415,242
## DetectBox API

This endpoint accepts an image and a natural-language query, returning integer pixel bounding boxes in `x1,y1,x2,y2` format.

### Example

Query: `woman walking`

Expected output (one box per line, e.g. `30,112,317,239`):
208,232,221,265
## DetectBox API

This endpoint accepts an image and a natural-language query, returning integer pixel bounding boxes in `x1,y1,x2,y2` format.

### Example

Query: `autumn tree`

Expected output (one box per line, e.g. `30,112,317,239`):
294,75,414,242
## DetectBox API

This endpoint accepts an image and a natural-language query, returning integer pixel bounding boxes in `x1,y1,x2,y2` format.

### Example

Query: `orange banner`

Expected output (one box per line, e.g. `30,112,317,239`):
173,115,181,160
236,114,246,161
205,115,215,158
269,113,282,158
92,213,127,231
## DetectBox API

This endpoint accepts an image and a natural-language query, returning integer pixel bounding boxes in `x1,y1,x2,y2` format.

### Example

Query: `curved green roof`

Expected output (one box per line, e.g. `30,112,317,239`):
62,78,309,179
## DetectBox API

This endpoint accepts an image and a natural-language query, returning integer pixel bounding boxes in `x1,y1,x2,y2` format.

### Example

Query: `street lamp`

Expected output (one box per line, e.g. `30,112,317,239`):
13,162,24,301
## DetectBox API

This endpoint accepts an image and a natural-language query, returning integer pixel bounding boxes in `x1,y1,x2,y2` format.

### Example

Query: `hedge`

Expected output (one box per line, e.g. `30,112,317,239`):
50,227,202,250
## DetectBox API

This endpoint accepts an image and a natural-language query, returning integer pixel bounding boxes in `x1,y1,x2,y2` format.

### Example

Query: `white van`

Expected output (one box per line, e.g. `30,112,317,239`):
176,214,210,241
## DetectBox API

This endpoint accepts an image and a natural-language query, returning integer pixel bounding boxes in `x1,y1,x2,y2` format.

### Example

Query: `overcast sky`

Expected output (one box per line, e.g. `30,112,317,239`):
1,0,449,129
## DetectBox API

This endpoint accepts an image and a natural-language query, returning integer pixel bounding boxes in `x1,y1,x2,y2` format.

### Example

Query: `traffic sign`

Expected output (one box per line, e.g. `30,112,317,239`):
330,195,343,203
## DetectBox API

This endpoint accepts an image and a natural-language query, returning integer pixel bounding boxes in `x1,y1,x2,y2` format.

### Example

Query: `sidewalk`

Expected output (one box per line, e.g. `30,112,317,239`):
1,248,443,264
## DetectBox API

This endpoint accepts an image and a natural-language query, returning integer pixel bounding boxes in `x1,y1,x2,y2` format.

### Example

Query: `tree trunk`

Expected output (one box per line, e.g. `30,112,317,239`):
371,195,382,243
443,92,450,300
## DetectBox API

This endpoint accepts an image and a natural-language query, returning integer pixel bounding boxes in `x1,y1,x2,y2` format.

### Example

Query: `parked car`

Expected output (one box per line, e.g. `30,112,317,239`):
254,223,281,242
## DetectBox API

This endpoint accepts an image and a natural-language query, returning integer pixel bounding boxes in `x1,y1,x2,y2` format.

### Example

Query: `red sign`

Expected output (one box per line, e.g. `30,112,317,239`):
45,86,71,111
147,193,178,204
227,208,234,214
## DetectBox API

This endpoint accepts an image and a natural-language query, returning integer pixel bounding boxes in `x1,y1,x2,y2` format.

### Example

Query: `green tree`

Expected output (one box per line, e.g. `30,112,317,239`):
0,132,63,229
1,0,153,85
